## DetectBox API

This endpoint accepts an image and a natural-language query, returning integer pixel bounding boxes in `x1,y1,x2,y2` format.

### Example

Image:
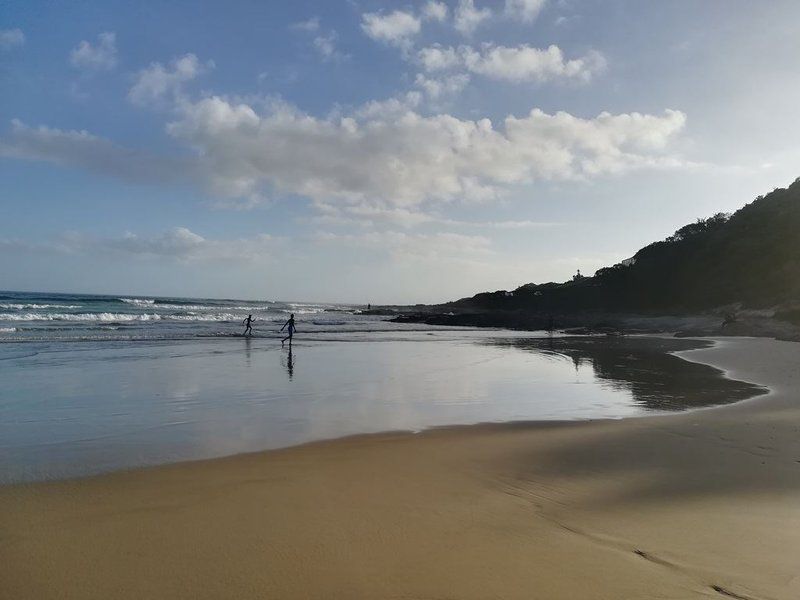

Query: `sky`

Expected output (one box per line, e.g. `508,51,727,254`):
2,0,800,304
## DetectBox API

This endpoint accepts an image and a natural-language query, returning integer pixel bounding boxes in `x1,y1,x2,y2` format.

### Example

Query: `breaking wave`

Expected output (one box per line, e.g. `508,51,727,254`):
0,313,163,322
0,312,247,322
119,298,155,305
0,303,82,309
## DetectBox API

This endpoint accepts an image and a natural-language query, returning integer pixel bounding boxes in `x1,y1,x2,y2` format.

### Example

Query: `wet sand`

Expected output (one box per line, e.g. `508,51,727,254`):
2,337,800,599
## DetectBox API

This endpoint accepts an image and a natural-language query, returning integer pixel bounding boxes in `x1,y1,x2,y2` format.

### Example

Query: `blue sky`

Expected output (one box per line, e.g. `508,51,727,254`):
2,0,800,303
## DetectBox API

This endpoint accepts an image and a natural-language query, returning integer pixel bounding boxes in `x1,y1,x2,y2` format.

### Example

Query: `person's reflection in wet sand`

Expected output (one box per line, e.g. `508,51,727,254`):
282,346,295,380
244,336,252,367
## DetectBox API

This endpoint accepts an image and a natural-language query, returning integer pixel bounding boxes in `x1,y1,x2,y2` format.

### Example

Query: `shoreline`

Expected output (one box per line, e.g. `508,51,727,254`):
3,336,800,598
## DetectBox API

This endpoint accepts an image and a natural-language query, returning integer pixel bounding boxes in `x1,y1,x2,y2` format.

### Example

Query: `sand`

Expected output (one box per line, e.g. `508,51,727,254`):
2,336,800,599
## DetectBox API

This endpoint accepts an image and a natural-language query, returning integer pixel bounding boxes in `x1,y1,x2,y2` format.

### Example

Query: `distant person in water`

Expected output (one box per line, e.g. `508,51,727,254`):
281,313,296,346
242,314,254,336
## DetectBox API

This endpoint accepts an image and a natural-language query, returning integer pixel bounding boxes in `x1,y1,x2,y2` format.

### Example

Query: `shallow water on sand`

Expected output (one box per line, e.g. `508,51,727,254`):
0,333,764,483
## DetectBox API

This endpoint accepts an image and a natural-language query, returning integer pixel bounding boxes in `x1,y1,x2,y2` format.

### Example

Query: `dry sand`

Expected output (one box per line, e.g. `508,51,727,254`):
2,337,800,599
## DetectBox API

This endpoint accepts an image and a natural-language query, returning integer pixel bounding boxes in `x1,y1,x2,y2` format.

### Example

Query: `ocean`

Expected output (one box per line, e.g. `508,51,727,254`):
0,290,406,342
0,291,764,483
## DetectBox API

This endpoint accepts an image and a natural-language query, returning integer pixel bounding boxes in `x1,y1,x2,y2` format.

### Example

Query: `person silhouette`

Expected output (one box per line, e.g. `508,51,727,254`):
280,313,296,346
242,314,255,336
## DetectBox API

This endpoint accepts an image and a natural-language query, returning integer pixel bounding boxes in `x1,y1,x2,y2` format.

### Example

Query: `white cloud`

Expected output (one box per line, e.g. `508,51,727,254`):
454,0,492,35
463,44,606,83
0,28,25,50
70,32,117,70
291,17,320,32
164,96,687,205
418,45,461,71
54,228,276,263
128,53,208,106
421,1,449,22
291,18,344,62
351,91,422,120
105,228,275,262
0,119,192,184
505,0,547,22
312,202,557,230
414,73,470,99
2,100,689,210
418,43,606,83
313,31,343,62
361,10,421,47
313,204,442,228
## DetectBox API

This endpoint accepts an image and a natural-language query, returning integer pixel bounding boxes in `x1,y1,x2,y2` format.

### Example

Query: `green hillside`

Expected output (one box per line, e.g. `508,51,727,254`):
452,178,800,314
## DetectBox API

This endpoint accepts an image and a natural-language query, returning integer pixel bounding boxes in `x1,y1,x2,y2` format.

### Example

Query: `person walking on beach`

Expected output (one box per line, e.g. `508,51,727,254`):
242,314,255,336
281,313,296,347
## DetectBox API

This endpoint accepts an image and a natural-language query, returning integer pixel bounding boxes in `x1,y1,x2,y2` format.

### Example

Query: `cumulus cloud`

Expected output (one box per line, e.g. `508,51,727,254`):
0,28,25,50
421,1,449,22
164,96,687,205
0,119,191,184
505,0,547,22
1,100,688,210
351,91,422,120
128,53,208,106
70,32,117,70
414,73,470,99
463,44,606,83
418,45,461,71
361,10,421,47
418,43,606,83
454,0,492,35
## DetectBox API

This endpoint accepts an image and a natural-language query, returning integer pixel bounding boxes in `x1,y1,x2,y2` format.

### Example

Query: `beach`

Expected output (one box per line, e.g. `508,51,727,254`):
2,336,799,599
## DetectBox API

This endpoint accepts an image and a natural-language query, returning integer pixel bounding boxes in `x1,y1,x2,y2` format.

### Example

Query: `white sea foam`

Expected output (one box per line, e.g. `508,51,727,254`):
0,327,17,332
120,298,155,305
0,303,81,309
168,313,242,321
0,313,163,322
156,303,277,311
0,312,244,322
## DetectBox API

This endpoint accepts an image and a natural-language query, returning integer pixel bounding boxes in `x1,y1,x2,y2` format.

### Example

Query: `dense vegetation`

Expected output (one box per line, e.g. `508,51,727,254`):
451,178,800,314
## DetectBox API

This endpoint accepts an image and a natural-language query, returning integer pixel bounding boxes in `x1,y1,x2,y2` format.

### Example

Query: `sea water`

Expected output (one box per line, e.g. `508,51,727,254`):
0,291,764,483
0,290,398,342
